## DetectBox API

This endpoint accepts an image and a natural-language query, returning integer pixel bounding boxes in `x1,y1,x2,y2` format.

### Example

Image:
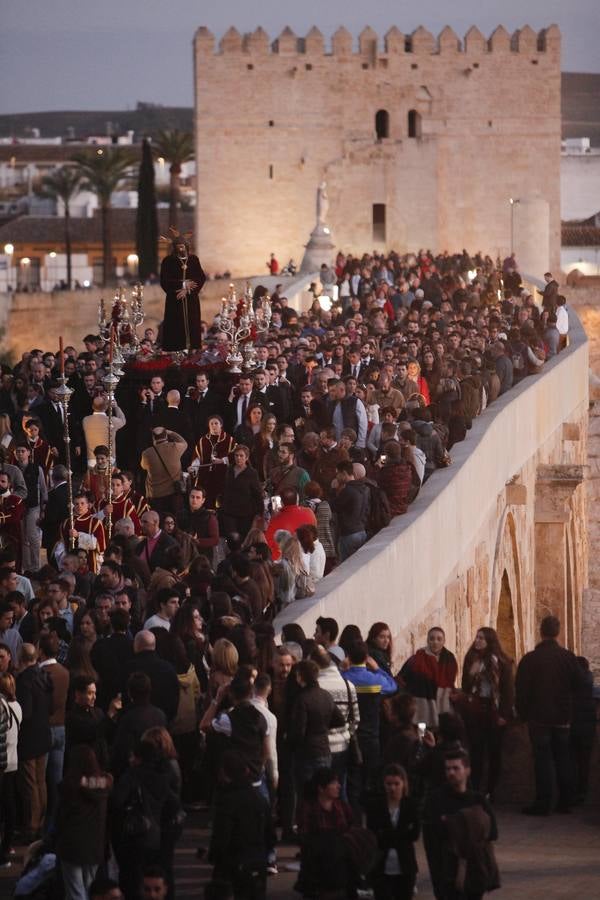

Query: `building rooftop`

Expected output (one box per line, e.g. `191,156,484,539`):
562,212,600,246
0,209,194,246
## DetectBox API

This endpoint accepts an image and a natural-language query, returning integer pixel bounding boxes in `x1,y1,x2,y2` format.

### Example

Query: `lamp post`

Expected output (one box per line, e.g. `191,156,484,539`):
509,197,520,256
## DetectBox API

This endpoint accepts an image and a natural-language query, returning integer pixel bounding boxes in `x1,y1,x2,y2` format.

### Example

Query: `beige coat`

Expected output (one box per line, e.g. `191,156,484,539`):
140,431,187,498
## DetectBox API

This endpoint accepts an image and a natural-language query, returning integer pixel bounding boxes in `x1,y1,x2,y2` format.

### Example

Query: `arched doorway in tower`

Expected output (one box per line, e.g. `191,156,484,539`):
496,570,517,660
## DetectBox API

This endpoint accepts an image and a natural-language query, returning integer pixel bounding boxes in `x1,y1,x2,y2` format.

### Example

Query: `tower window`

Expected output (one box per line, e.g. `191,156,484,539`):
375,109,390,140
408,109,422,138
269,120,274,127
372,204,386,242
269,165,274,179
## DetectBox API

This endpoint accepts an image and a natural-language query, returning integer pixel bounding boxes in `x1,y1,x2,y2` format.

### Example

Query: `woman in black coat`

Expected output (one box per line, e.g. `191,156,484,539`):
111,735,182,900
55,745,113,900
220,445,264,540
366,764,419,900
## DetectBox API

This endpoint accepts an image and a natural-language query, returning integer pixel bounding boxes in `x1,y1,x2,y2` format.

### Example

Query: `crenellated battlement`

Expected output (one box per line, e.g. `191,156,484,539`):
194,23,560,57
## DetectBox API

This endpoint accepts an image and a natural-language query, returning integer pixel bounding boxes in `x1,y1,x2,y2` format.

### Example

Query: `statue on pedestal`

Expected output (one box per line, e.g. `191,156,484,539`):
301,181,335,274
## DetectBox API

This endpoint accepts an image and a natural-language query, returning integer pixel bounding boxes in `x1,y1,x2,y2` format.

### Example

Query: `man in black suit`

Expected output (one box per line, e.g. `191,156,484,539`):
137,375,168,456
135,508,177,572
342,345,368,380
538,271,560,313
183,372,223,442
226,374,266,434
38,383,83,466
265,363,293,424
121,629,179,722
150,389,193,466
41,464,69,558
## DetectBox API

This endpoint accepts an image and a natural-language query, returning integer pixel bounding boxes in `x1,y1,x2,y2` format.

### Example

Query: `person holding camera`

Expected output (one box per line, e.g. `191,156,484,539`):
140,428,188,516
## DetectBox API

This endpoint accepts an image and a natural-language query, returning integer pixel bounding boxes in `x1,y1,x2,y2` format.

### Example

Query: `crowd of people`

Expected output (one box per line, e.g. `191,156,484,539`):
0,248,587,900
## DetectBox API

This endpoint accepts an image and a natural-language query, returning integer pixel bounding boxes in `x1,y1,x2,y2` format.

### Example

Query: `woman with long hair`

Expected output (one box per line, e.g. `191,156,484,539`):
0,672,22,865
190,414,236,509
459,627,514,797
366,764,419,900
252,412,278,483
171,603,207,691
55,745,113,900
407,359,430,406
220,445,264,541
367,622,394,675
72,608,98,653
111,729,181,900
303,481,336,575
399,627,457,728
275,532,312,607
162,513,199,571
297,767,354,898
65,636,98,710
234,403,264,449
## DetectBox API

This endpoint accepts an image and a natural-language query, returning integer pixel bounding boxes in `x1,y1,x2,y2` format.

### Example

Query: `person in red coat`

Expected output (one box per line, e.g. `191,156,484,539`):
265,487,317,561
97,471,141,535
375,442,413,517
189,415,235,509
0,471,25,570
61,492,106,574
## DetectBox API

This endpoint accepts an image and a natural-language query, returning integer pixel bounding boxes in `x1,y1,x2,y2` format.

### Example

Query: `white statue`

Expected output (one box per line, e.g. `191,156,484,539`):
316,181,329,226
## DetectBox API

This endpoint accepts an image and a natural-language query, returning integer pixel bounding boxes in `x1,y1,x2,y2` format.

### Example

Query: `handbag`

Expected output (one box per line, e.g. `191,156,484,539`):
122,782,153,842
344,678,363,767
153,444,185,494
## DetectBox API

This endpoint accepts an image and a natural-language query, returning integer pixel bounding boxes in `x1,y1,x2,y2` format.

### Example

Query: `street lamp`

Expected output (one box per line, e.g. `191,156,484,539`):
509,197,520,256
4,244,14,256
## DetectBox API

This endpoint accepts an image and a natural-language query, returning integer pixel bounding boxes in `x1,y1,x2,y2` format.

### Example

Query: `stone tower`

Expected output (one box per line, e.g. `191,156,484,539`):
193,24,561,276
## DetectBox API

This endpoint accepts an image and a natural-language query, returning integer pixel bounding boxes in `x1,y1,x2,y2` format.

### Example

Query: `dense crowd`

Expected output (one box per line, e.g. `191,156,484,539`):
0,248,588,900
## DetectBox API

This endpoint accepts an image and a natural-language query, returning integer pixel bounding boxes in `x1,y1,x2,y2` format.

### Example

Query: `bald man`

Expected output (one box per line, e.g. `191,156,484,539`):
149,389,193,466
82,394,126,468
134,509,177,572
121,629,179,721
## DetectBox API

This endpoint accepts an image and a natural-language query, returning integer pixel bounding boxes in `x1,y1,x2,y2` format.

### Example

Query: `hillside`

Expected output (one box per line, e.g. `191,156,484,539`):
1,72,599,146
0,104,193,139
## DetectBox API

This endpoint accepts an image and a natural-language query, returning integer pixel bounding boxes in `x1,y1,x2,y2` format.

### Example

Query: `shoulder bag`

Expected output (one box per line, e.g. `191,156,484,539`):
344,678,363,766
153,443,185,494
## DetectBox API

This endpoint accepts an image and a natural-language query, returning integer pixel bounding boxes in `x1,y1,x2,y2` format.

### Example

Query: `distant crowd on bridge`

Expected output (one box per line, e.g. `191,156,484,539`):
0,248,588,900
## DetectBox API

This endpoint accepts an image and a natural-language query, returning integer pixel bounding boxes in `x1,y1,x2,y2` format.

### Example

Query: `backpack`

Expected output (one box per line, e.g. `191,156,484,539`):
363,479,391,537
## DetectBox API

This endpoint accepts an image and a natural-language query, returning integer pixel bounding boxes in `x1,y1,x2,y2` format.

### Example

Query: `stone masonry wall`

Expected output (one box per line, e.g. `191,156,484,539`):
568,287,600,678
194,25,561,275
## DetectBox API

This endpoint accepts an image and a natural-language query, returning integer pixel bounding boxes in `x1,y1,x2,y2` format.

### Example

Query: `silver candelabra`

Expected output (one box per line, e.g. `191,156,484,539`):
219,283,272,372
98,284,145,358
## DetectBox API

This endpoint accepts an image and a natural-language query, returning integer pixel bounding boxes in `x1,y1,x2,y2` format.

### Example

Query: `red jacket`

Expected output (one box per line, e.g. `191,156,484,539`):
376,461,413,517
265,505,317,560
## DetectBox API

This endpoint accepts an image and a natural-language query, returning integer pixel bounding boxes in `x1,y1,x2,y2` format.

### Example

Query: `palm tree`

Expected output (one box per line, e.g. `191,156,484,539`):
152,130,194,229
36,166,82,289
71,147,134,286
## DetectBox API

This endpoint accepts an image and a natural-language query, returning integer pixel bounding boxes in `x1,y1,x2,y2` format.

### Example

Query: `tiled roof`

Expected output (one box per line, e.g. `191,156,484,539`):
0,144,93,163
0,209,194,246
562,223,600,247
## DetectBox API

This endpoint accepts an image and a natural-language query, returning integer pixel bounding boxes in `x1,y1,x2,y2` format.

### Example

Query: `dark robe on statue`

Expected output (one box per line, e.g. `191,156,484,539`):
160,252,206,351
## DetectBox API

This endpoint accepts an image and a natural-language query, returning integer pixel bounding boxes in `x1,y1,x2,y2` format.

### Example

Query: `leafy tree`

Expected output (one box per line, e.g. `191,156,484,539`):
36,166,82,289
136,138,158,281
152,129,194,229
72,147,133,286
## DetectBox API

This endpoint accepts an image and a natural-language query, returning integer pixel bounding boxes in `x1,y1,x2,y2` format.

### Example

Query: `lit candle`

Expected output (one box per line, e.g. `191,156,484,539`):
59,336,64,376
109,329,114,364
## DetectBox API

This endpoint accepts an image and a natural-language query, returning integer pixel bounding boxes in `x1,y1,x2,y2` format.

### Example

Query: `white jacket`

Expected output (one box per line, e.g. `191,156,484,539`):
1,697,22,772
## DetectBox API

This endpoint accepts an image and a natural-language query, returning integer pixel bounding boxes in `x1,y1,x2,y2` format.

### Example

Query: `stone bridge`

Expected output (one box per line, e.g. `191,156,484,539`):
276,305,589,671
